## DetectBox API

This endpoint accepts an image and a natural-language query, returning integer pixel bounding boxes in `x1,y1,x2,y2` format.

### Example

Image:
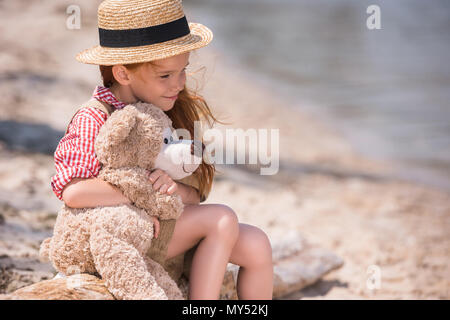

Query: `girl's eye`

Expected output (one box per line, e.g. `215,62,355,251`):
160,68,186,79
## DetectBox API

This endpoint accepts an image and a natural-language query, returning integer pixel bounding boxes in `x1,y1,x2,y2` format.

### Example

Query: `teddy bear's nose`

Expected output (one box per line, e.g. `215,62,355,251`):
191,141,205,155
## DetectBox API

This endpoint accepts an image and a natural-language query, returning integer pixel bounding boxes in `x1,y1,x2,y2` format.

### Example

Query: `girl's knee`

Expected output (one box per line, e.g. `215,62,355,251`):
209,204,239,242
242,226,273,268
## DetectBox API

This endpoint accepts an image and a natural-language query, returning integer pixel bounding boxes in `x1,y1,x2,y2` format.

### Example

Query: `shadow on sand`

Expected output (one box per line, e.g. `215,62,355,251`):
0,120,64,155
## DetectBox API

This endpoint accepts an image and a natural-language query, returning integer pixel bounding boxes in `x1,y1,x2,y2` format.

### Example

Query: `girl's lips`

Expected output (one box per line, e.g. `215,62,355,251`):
164,94,178,100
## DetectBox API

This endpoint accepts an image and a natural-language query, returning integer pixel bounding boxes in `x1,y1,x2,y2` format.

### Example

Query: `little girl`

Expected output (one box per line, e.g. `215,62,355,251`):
52,0,273,299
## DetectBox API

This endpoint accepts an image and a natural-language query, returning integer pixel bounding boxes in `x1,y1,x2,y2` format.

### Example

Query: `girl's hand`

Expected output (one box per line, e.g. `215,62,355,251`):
150,216,160,239
147,169,178,195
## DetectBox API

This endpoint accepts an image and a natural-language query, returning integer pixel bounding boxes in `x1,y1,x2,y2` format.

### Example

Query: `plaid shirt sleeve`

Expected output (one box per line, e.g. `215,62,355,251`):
51,107,108,200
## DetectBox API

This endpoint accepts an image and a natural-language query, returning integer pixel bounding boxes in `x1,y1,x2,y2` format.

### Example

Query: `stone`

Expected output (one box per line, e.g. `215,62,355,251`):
0,274,113,300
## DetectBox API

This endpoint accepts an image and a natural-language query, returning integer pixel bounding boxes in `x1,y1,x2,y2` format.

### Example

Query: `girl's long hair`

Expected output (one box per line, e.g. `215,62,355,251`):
99,62,227,201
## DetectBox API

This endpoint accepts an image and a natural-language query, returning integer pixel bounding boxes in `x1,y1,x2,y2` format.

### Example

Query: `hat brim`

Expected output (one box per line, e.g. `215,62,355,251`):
75,22,213,65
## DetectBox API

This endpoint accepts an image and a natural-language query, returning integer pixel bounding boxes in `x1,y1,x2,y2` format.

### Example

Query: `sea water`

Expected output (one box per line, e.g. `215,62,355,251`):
184,0,450,191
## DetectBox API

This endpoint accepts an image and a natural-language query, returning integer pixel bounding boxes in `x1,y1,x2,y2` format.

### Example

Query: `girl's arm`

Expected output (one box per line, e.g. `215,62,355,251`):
62,177,131,208
175,182,201,205
62,177,200,208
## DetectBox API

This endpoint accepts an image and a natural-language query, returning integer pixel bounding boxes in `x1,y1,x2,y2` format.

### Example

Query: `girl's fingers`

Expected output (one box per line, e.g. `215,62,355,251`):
148,170,175,194
152,174,167,190
148,169,163,184
152,177,162,190
167,182,178,195
159,183,169,194
153,217,160,239
154,176,173,193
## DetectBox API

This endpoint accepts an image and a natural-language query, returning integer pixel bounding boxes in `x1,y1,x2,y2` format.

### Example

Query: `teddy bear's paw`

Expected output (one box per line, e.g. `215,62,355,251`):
155,194,184,220
39,237,52,262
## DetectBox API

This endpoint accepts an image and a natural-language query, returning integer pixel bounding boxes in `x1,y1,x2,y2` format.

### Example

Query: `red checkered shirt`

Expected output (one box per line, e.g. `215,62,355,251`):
51,86,126,200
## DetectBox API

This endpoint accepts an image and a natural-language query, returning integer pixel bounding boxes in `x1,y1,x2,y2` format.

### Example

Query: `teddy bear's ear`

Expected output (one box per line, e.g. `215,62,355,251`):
96,105,138,149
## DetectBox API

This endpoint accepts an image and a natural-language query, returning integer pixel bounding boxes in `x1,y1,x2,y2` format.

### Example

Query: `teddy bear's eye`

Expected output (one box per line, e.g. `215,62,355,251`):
164,138,168,144
170,136,174,142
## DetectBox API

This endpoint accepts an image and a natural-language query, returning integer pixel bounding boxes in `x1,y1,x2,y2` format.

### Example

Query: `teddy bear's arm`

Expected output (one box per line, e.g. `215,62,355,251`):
98,167,183,220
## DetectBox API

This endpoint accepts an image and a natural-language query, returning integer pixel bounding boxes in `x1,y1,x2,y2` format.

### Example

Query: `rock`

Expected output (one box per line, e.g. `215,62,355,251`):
272,246,344,298
219,269,239,300
0,232,343,300
0,274,113,300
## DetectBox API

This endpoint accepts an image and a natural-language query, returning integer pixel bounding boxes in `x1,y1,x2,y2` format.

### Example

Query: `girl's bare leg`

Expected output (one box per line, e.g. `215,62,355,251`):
166,203,239,299
229,224,273,300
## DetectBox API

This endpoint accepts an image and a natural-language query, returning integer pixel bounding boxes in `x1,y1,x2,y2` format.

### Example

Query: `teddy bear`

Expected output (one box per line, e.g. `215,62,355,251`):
39,101,203,300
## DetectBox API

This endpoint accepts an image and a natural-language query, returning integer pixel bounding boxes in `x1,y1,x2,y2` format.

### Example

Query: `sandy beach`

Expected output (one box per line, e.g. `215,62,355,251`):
1,0,449,299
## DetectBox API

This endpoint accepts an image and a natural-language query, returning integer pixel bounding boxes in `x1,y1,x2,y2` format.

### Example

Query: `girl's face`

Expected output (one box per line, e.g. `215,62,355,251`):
128,52,190,111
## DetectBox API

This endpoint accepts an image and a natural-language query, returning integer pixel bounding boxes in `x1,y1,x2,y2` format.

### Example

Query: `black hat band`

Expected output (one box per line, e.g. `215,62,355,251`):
99,16,190,48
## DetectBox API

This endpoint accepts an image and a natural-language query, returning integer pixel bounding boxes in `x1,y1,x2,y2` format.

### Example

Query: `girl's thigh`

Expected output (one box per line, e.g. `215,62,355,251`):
165,203,238,260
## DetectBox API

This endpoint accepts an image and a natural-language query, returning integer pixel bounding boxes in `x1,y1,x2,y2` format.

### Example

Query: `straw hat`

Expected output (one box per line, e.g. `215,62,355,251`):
76,0,213,65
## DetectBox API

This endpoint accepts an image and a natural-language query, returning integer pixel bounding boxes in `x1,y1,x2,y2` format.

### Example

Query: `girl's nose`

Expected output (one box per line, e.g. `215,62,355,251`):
175,73,186,91
176,81,184,92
